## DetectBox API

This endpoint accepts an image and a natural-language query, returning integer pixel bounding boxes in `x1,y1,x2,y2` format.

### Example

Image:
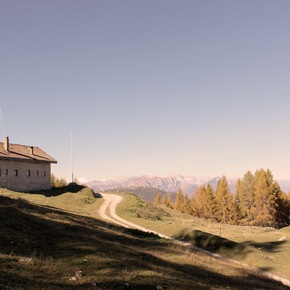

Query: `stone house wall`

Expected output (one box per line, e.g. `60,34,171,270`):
0,160,51,192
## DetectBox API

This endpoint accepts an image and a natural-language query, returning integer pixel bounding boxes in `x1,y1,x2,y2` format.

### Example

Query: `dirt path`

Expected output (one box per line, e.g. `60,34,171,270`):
99,193,169,238
98,193,290,288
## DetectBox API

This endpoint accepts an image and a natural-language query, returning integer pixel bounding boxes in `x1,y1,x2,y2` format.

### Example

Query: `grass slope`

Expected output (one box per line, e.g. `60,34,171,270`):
0,188,288,289
116,192,290,281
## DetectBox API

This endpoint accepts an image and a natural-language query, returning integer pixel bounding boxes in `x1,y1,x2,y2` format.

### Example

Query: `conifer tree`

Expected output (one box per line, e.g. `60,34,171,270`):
235,178,243,220
162,194,168,206
237,171,255,223
51,173,56,187
174,188,184,213
271,182,290,228
183,193,193,215
167,197,173,209
204,184,217,219
252,170,274,227
191,186,204,217
59,177,68,187
154,192,162,205
215,176,237,223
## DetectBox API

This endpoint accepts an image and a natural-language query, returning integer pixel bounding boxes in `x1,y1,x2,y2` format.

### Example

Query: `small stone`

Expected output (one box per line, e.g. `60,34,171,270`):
83,258,89,262
18,258,32,263
125,282,130,288
91,282,97,286
10,241,15,245
69,277,77,281
75,270,83,278
156,286,164,290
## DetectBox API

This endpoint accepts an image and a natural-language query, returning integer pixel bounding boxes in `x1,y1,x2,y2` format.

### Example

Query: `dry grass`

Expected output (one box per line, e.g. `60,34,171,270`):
0,188,288,289
116,192,290,281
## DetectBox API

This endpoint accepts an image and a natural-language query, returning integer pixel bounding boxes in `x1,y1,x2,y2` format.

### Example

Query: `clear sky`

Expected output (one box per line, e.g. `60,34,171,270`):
1,1,290,181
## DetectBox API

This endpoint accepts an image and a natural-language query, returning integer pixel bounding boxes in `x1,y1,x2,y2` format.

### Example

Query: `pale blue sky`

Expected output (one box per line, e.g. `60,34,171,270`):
1,1,290,181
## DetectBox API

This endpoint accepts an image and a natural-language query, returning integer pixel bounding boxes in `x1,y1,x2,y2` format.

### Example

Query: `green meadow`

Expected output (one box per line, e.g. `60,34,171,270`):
0,187,288,289
116,192,290,281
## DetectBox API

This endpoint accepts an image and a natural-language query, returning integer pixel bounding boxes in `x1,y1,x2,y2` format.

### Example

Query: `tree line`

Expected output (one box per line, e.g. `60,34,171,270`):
51,174,68,187
154,169,290,229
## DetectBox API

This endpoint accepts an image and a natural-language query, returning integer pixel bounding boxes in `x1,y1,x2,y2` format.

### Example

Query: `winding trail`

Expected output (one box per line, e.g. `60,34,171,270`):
98,193,290,288
98,193,169,238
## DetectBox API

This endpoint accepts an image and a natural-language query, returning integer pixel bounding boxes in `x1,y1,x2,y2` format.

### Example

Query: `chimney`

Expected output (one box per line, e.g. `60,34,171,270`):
4,137,9,152
29,146,34,155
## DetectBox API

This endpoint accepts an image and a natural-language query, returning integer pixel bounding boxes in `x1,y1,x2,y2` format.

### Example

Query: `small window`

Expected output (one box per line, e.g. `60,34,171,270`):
37,170,39,177
6,169,8,176
27,170,31,177
14,170,18,177
0,169,1,176
44,171,46,177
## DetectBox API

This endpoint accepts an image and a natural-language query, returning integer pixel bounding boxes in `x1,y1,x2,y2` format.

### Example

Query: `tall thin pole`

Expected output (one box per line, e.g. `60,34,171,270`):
70,130,74,183
0,106,4,142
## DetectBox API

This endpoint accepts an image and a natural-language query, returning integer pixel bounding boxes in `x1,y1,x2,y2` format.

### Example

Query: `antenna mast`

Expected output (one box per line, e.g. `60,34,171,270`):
70,130,74,183
0,106,4,142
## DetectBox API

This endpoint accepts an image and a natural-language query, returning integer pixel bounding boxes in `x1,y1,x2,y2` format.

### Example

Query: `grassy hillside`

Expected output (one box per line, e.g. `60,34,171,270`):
0,188,288,289
116,192,290,281
107,186,176,203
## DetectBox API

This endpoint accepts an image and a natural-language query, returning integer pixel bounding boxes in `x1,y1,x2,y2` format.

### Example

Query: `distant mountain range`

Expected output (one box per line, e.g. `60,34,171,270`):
106,186,177,203
88,174,229,197
87,174,290,197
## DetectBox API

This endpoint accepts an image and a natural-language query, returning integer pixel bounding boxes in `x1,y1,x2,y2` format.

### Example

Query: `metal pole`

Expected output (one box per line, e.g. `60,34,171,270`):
0,106,4,142
70,130,74,183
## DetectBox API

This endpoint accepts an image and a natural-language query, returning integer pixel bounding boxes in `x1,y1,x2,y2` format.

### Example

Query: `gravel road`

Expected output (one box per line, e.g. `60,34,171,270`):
98,193,169,238
98,192,290,288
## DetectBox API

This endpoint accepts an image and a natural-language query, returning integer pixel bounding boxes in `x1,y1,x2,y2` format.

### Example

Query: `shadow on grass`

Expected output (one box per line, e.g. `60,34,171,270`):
0,195,288,289
245,240,287,252
173,229,286,259
28,185,87,197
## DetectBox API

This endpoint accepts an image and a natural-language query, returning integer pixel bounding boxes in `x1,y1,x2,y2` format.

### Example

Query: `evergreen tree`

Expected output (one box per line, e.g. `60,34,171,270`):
271,182,290,228
59,177,68,187
205,184,217,220
215,176,237,223
162,194,168,206
252,170,274,227
51,174,68,187
191,186,204,218
51,173,56,186
174,188,184,213
183,193,193,215
235,178,243,221
154,192,162,205
238,171,255,223
167,197,173,209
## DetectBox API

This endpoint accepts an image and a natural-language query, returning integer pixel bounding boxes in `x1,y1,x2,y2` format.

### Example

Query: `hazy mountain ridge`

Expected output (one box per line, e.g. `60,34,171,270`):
106,186,177,203
88,174,290,196
88,174,229,196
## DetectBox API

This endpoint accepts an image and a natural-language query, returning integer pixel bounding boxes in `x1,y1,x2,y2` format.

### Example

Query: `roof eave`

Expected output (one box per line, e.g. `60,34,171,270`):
0,156,57,164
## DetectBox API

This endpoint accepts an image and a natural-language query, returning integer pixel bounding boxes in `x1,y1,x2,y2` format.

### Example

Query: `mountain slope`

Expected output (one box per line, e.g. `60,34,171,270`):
88,174,224,196
1,189,287,289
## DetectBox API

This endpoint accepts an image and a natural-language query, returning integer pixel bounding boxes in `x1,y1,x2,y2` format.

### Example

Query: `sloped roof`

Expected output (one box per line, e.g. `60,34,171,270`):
0,142,57,164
